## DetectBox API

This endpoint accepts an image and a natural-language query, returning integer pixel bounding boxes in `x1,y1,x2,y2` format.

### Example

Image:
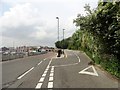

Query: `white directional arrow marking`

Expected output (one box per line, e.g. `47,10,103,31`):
79,65,98,76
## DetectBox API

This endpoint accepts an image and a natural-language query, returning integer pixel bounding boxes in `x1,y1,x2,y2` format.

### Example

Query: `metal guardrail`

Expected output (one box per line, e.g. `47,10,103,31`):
1,51,47,61
2,53,24,61
28,51,47,56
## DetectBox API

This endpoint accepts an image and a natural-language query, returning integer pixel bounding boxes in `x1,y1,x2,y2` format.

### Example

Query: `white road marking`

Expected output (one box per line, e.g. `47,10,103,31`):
51,67,54,71
50,66,54,73
50,70,54,73
47,66,55,88
45,68,49,71
42,73,46,77
44,58,47,61
48,59,52,65
45,69,48,72
54,63,78,67
39,77,45,82
51,52,81,68
35,58,53,89
44,71,48,74
79,65,98,76
52,66,54,68
74,53,81,62
48,82,53,88
35,83,42,89
47,66,49,69
49,77,53,81
37,61,42,65
50,73,54,77
65,51,68,58
17,67,34,79
77,56,80,62
52,54,64,59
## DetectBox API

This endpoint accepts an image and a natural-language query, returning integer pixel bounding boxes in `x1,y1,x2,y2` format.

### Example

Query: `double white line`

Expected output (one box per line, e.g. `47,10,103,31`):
35,58,54,89
35,65,50,88
48,66,54,88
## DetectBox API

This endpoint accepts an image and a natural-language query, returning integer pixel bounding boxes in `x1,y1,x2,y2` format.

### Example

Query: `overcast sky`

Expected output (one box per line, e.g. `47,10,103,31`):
0,0,98,47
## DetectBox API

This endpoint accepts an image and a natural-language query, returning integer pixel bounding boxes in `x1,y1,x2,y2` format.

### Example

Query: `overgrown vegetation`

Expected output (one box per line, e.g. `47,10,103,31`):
55,1,120,78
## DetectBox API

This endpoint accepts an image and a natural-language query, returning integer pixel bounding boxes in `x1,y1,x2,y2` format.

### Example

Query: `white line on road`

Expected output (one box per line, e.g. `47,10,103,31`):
39,77,45,82
44,70,48,74
17,67,34,79
51,67,54,71
65,51,68,58
44,58,47,61
45,68,49,71
79,65,98,76
47,66,55,88
48,59,52,66
35,58,53,89
53,63,78,67
35,83,42,89
50,73,54,77
51,52,81,68
51,66,54,68
37,61,42,65
48,82,53,88
50,70,54,73
49,77,53,81
42,73,46,77
74,53,81,63
47,66,49,69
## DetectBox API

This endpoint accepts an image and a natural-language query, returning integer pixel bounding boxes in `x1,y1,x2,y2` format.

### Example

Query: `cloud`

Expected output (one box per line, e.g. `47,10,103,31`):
30,26,47,40
3,0,98,3
0,0,98,47
0,3,56,46
0,3,42,29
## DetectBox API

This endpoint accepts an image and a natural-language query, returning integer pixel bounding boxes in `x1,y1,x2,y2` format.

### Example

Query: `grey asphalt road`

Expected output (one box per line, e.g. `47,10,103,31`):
2,50,118,89
2,52,55,88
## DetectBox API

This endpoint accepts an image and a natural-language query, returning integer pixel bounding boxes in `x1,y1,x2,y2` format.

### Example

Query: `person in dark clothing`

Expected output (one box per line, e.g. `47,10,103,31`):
57,49,62,57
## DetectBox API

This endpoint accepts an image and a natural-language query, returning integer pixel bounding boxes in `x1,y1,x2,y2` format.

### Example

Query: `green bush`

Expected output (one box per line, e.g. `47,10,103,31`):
100,56,119,78
55,2,120,78
93,55,101,64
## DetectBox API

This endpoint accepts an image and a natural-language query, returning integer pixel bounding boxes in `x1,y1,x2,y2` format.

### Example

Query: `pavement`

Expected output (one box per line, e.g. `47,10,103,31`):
2,50,118,89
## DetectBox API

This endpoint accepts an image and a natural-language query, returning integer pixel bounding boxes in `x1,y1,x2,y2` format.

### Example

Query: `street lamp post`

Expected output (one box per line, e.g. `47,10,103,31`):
63,29,65,54
56,17,59,41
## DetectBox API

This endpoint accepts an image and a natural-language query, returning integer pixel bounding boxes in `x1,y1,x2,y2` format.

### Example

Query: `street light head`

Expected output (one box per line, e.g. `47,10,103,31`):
56,17,59,19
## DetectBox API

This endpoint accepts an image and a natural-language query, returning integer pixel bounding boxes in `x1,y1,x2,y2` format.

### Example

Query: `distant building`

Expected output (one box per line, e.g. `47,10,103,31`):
16,46,29,53
9,47,15,52
1,47,9,52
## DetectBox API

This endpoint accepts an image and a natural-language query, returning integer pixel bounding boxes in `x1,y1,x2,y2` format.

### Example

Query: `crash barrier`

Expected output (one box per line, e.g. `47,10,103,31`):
28,51,47,56
2,53,24,61
2,51,47,61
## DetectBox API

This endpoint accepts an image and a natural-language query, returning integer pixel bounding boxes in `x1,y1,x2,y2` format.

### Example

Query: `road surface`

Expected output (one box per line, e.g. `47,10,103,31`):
2,50,118,89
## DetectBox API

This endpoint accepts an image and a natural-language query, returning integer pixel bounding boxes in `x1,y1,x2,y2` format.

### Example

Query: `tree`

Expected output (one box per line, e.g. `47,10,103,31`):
56,1,120,78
